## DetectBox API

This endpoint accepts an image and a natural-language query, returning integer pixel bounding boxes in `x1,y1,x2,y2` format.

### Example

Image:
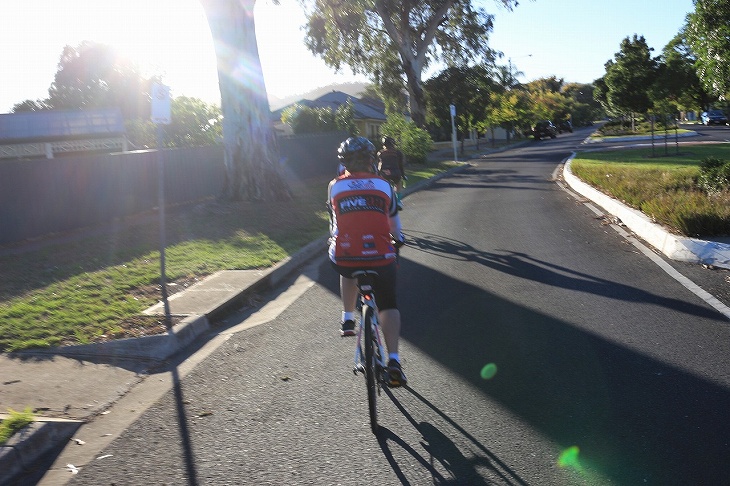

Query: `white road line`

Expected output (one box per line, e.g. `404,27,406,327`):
555,165,730,321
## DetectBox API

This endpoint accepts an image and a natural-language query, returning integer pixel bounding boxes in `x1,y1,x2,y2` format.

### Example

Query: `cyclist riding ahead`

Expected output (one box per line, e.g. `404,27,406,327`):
327,136,407,387
377,136,406,210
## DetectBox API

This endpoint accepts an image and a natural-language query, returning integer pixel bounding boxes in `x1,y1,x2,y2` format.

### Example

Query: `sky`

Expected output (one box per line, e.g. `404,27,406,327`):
0,0,696,114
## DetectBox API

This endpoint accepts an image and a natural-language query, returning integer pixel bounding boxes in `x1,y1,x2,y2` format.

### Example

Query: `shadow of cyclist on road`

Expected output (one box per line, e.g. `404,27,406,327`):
376,386,529,485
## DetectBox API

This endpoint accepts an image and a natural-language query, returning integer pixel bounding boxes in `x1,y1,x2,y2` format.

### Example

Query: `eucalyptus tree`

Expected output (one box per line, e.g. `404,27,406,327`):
300,0,520,128
200,0,291,201
685,0,730,99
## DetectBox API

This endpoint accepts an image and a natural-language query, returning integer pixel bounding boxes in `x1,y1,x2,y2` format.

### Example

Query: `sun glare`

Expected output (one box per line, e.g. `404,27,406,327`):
2,0,368,113
87,0,220,104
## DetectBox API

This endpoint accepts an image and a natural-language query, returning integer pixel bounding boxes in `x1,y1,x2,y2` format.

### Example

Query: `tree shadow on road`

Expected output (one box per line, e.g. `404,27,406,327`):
388,236,730,485
403,230,723,320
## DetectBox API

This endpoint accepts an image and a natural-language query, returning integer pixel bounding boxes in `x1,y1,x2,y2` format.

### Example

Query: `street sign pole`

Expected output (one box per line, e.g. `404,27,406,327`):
151,83,172,329
450,104,458,162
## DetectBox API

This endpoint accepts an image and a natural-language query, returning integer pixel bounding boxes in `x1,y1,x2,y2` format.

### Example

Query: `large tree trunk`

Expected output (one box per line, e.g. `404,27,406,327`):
403,59,427,128
375,0,454,129
200,0,291,201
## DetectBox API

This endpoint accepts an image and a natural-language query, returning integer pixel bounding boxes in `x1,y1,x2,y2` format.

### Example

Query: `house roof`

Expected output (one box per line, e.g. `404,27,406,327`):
271,90,386,122
0,108,125,143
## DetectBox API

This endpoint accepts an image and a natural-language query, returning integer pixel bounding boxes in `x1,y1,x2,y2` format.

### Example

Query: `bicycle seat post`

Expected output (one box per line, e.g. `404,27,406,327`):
352,270,378,297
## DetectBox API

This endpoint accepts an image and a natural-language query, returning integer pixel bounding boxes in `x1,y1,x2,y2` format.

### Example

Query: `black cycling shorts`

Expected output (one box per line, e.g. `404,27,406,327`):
330,261,398,311
379,168,402,186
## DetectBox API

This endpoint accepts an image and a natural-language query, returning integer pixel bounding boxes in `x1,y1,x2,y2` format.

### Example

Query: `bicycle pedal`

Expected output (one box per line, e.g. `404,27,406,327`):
354,364,365,374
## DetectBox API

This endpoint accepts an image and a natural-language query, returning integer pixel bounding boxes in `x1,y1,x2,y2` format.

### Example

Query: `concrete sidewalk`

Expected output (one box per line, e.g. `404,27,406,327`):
0,153,477,485
2,138,729,485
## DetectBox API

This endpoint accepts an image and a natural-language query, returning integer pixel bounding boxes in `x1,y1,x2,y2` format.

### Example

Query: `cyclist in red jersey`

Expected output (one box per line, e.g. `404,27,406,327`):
327,136,407,386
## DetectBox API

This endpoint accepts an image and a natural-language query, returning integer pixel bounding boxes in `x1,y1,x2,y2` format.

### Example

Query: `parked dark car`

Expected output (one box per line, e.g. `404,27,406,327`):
532,120,558,140
558,120,573,133
701,109,728,126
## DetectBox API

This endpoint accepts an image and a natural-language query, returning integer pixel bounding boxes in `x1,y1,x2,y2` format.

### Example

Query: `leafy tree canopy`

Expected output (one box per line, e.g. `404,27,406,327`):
685,0,730,99
12,99,51,113
281,100,357,135
424,64,495,137
604,35,658,118
524,76,564,94
12,43,223,150
654,33,711,113
300,0,519,127
47,42,154,119
562,82,603,126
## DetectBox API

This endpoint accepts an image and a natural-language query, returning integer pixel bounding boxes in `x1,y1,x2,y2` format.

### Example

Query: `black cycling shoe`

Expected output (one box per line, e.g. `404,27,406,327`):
341,319,356,337
386,359,407,387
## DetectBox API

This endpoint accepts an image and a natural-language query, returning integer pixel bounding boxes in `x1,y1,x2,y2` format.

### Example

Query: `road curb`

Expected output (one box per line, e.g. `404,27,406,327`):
583,130,699,144
563,153,730,269
0,418,82,484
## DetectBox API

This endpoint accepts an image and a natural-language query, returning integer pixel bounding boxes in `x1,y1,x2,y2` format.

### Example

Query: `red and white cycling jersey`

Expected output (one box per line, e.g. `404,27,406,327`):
328,172,398,267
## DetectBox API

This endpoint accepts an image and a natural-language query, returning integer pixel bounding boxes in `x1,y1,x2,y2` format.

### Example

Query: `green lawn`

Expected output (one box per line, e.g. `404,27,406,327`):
571,144,730,237
0,162,456,352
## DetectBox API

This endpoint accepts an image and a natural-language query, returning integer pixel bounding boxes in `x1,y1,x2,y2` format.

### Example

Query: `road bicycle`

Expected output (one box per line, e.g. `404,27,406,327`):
351,269,388,434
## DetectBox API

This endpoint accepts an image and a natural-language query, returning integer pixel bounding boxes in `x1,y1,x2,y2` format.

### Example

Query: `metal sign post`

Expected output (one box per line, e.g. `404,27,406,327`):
151,83,172,329
450,104,457,162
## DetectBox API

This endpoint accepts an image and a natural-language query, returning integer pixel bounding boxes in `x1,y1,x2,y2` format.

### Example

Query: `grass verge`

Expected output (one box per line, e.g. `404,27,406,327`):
591,119,692,138
0,162,457,352
0,408,34,445
571,144,730,237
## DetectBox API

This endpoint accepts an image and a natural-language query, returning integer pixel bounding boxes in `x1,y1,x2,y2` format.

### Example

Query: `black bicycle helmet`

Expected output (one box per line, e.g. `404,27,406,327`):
337,136,376,161
382,136,396,148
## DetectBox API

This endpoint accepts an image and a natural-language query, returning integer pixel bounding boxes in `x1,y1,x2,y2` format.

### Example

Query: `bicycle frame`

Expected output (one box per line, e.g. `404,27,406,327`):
352,273,387,377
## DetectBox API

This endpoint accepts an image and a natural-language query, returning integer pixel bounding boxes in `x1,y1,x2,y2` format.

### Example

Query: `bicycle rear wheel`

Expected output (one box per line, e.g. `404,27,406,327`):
363,305,379,434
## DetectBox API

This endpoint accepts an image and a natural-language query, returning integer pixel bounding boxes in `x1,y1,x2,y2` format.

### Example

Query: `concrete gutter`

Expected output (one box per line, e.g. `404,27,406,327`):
0,417,82,483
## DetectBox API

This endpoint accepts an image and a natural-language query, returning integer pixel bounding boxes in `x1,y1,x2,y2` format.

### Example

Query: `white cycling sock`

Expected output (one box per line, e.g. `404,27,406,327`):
342,311,355,322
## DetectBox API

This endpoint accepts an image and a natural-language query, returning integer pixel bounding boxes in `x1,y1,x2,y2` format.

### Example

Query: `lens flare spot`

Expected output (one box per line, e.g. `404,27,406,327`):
480,363,498,380
558,446,582,470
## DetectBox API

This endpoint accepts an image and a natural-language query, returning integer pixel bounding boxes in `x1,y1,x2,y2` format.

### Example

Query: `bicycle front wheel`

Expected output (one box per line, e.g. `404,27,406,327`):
363,304,379,434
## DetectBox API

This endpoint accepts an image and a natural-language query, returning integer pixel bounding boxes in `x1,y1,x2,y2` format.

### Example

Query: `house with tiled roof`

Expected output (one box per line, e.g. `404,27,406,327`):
272,90,387,139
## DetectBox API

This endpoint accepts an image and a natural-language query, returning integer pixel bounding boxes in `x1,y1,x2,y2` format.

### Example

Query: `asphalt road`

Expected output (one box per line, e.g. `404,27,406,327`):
63,128,730,485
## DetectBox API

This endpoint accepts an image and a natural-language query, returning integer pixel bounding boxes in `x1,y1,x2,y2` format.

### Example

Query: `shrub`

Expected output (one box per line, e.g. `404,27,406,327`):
380,116,433,165
642,191,730,237
282,103,357,136
697,156,730,194
597,117,676,136
571,155,730,237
